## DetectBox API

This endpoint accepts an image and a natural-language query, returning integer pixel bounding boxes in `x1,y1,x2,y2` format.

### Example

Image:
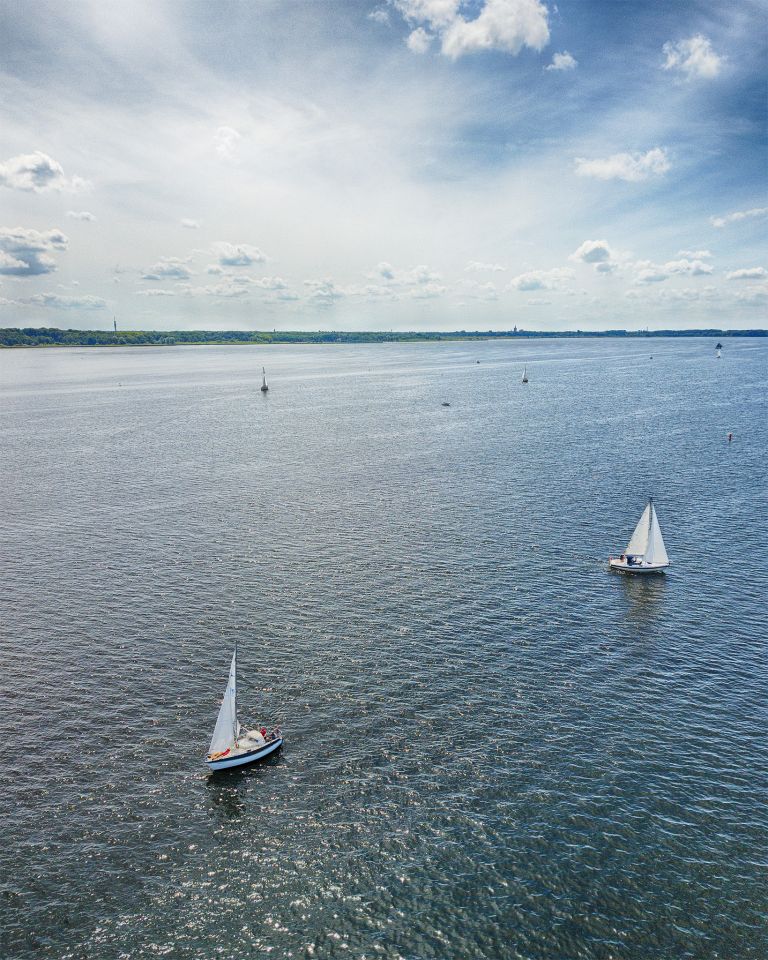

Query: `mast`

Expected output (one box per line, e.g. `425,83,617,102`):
233,638,238,744
646,498,653,558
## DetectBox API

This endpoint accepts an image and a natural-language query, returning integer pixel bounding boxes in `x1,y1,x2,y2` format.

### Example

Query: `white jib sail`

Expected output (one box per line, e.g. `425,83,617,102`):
208,650,238,755
644,504,669,566
625,503,651,557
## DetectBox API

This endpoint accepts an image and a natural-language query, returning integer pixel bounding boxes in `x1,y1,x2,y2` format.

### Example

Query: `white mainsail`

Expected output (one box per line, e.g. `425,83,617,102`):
625,503,651,557
644,503,669,566
208,649,238,755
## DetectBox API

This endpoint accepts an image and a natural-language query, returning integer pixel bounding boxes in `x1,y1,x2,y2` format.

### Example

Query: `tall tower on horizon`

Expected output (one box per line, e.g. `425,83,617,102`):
113,317,117,333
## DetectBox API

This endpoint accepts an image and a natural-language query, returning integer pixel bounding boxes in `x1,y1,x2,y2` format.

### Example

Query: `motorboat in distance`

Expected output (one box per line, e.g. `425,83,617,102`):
609,498,670,574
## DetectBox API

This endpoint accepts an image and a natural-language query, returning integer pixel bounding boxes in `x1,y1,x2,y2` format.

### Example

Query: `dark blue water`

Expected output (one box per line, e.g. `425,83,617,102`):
1,338,766,959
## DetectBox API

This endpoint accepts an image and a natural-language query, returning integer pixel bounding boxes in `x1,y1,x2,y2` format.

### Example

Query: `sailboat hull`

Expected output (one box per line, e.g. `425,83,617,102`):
206,737,283,772
609,559,668,574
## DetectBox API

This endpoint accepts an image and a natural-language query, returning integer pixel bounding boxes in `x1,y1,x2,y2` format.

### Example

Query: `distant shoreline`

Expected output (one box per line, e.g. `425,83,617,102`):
1,327,765,348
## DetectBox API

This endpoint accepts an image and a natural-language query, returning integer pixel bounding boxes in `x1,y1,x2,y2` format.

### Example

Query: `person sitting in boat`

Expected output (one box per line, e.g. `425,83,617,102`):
626,554,634,566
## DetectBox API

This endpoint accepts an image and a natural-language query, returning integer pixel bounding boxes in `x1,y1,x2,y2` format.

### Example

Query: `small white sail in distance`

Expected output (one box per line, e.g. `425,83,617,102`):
208,649,239,756
625,500,669,565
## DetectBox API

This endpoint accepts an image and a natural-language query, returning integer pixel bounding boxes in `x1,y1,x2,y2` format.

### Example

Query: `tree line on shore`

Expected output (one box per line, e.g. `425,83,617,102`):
0,326,764,348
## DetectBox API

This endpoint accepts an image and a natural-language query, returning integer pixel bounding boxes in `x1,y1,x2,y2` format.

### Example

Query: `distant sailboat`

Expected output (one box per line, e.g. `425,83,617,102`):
522,366,529,384
609,499,670,574
205,644,283,772
260,367,269,392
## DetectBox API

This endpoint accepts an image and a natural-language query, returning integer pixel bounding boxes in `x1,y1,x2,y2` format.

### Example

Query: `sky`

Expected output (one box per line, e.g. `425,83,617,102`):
0,0,766,332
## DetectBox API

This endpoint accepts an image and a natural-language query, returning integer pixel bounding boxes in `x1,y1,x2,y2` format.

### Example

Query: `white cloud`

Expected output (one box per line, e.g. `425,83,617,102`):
508,267,574,290
25,293,106,310
465,260,505,272
305,278,345,306
213,241,268,266
180,218,200,229
455,278,498,300
407,264,442,284
663,35,723,79
142,256,193,280
574,147,670,182
407,27,433,53
664,258,712,276
0,151,88,192
735,284,768,304
180,283,249,299
206,264,224,275
237,275,288,290
634,266,668,284
396,0,549,60
374,261,395,280
726,267,767,280
570,239,614,265
0,226,68,276
369,8,390,25
526,297,551,305
678,249,712,258
66,210,96,222
631,257,713,284
546,51,577,71
409,281,445,298
213,126,242,159
710,207,768,229
136,288,177,297
395,1,461,30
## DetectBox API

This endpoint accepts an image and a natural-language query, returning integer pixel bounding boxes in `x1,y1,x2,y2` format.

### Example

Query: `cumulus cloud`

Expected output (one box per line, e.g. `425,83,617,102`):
0,151,88,193
180,219,200,229
663,35,723,79
574,147,670,182
465,260,505,272
570,239,614,265
632,257,713,284
455,279,498,300
136,288,177,297
0,226,68,276
725,267,767,280
305,278,345,306
546,51,577,71
374,261,396,280
407,27,433,53
678,249,712,259
213,126,242,159
395,0,549,60
142,257,193,280
213,241,268,266
180,283,250,299
369,7,390,25
367,262,441,286
407,264,442,284
710,207,768,229
409,281,445,298
665,258,712,276
24,293,106,310
508,267,574,290
66,210,96,222
735,284,768,304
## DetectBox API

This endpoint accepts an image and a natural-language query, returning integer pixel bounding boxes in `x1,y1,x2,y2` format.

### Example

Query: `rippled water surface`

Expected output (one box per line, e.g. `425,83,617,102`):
1,338,766,960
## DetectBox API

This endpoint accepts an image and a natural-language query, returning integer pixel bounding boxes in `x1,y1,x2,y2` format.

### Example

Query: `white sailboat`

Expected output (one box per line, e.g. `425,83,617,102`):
609,499,670,574
205,645,283,772
260,367,269,392
522,366,529,384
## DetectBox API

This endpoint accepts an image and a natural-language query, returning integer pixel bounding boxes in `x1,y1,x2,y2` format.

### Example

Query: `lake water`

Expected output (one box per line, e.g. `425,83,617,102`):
1,337,766,960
